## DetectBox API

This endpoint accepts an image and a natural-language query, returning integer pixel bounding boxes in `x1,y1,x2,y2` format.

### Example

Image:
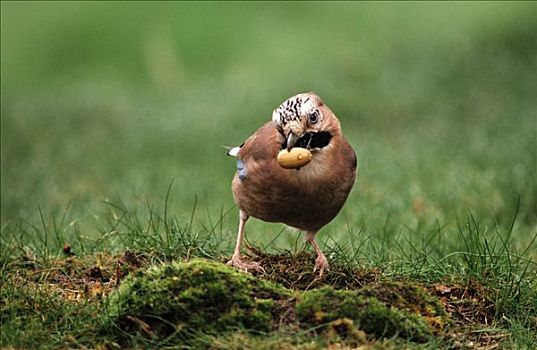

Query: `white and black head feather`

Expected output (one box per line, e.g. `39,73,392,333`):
272,94,320,128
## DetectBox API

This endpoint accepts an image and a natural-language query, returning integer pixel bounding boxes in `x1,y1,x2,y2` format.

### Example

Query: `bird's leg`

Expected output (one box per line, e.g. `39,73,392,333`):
305,231,329,276
227,210,263,272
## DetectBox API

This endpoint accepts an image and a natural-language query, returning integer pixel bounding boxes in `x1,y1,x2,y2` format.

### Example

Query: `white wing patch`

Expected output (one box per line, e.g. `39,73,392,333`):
227,146,241,157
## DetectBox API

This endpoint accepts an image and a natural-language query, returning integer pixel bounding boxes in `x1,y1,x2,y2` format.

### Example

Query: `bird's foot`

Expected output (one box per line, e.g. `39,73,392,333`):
227,256,265,273
313,254,329,277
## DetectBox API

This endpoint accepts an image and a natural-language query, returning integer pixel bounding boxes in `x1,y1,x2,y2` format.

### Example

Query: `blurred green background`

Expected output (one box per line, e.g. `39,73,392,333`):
1,2,536,257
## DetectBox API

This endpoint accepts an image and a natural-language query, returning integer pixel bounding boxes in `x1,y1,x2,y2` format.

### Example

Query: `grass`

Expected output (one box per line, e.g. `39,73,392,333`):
1,1,536,349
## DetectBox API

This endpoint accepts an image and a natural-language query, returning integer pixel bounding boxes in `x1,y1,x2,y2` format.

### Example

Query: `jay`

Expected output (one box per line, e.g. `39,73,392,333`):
227,92,357,276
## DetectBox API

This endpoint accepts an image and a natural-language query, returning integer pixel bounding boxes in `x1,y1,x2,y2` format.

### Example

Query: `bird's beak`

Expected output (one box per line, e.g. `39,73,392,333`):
286,133,300,151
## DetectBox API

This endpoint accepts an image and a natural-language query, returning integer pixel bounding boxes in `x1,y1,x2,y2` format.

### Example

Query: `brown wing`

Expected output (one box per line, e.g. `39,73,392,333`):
237,122,282,164
232,122,302,224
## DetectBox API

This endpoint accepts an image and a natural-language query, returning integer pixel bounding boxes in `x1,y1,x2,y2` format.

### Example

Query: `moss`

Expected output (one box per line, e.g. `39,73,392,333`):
106,259,294,340
356,281,448,331
105,259,449,346
357,282,445,316
323,318,368,345
296,287,433,342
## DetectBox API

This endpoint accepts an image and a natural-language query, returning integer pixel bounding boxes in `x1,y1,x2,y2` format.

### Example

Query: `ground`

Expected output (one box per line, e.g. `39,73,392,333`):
1,248,535,349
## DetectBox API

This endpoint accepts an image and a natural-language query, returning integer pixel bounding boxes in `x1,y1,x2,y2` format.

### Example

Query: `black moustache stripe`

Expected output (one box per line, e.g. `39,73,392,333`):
281,131,332,150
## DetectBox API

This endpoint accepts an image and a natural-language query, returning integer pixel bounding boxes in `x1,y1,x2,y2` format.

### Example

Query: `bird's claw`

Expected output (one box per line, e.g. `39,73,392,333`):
227,257,265,274
313,255,329,277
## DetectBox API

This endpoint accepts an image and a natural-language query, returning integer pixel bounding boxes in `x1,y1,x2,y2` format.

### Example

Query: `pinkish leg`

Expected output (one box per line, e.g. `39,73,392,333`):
306,231,329,276
227,210,264,272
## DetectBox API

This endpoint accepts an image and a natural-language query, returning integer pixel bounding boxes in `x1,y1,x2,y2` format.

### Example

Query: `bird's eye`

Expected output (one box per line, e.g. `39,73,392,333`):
309,111,319,124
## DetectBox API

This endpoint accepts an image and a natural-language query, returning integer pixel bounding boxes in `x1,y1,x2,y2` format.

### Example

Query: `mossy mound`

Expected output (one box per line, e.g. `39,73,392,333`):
105,259,446,345
357,281,447,331
357,282,445,316
106,259,295,339
297,286,434,342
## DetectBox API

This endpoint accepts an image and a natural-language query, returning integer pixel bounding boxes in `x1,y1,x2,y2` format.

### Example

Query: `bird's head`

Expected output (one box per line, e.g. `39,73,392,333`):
272,92,340,151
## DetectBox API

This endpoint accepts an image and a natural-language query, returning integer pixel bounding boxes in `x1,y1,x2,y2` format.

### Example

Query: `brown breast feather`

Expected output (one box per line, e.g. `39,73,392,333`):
232,122,356,232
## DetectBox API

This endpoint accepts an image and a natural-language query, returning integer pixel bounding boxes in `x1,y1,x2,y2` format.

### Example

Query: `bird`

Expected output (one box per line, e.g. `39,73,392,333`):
227,92,357,276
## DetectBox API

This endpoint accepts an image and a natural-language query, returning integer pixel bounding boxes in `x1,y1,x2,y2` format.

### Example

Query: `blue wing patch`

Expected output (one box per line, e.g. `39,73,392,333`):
237,159,247,180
